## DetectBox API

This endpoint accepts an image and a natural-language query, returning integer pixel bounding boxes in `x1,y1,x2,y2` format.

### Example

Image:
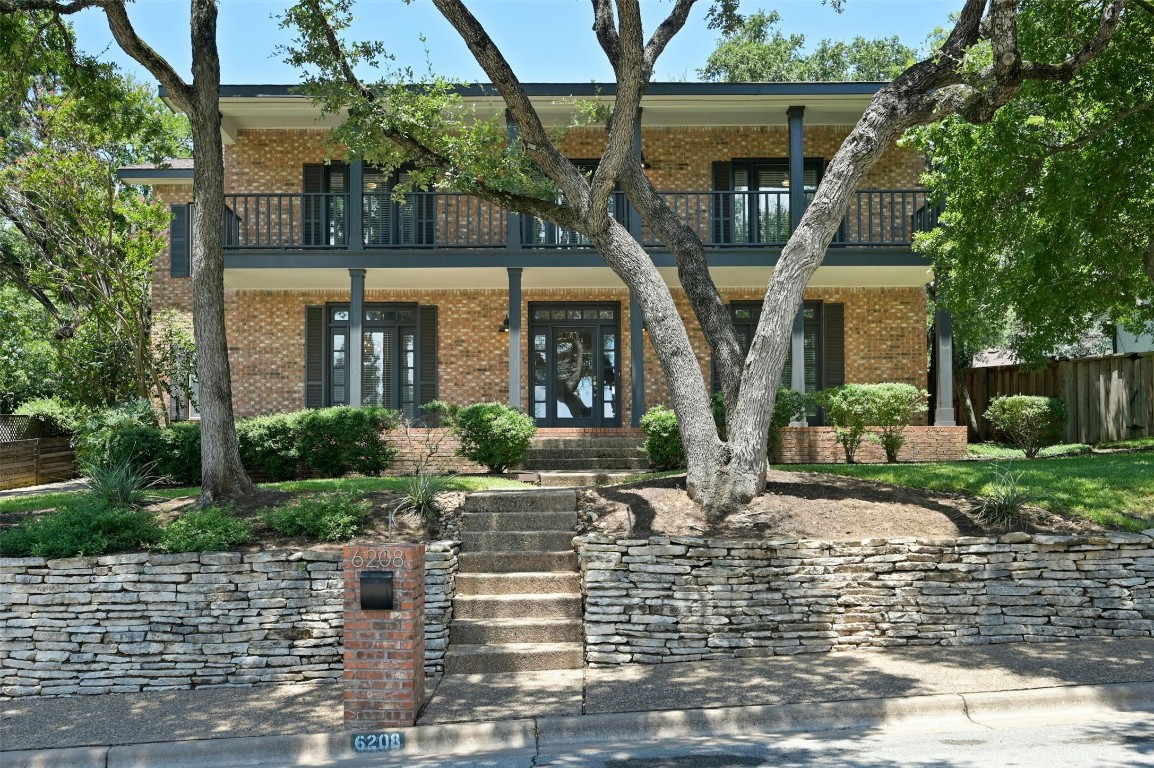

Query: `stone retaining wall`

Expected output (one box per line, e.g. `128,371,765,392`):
575,532,1154,665
0,541,460,699
776,426,968,464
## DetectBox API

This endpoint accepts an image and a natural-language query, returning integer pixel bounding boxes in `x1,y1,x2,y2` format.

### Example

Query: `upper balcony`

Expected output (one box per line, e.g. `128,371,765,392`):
221,188,938,253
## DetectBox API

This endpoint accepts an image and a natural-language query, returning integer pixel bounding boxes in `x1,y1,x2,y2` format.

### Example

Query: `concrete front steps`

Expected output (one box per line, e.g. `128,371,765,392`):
445,488,583,675
523,431,649,473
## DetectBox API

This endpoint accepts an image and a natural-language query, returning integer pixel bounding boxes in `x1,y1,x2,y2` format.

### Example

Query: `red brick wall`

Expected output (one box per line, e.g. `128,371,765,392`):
777,426,968,463
342,543,425,729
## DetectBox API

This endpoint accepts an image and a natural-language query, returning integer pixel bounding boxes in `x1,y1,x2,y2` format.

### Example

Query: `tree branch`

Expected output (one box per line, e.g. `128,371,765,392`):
1017,0,1126,81
643,0,696,75
589,0,621,73
101,2,194,113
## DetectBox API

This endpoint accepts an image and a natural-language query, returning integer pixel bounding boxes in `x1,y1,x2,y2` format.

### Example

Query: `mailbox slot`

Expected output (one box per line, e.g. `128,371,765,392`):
360,571,394,611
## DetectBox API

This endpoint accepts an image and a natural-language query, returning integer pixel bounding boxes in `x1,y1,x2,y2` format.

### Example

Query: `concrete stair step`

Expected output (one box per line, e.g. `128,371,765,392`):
458,551,578,574
454,593,582,620
456,572,581,596
443,643,584,674
450,618,583,645
461,530,574,553
464,488,577,514
525,447,645,460
522,457,650,471
537,471,641,488
530,437,644,450
460,510,576,533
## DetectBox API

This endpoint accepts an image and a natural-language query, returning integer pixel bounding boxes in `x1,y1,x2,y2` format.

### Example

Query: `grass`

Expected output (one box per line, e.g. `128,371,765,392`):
966,443,1091,459
1098,436,1154,451
0,475,524,516
783,452,1154,532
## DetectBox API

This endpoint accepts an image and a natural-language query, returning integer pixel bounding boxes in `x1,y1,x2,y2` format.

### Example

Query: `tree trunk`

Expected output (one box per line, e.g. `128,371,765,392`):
187,0,254,504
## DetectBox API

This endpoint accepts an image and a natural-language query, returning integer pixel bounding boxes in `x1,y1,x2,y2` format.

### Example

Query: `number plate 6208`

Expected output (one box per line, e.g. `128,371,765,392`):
352,732,405,753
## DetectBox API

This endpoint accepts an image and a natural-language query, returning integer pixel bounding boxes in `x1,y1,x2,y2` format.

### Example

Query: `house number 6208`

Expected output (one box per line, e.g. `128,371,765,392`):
350,548,405,569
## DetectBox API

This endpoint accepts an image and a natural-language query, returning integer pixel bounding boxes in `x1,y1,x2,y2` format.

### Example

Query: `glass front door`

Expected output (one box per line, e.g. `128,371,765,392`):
530,304,620,427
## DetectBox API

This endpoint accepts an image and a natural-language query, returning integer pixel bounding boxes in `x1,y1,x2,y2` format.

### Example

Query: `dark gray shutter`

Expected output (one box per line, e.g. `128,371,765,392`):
303,164,324,246
711,162,732,245
419,305,438,406
170,204,190,277
305,306,325,408
823,302,845,388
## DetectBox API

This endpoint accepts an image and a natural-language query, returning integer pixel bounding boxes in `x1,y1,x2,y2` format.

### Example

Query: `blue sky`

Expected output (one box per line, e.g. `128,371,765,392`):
71,1,963,86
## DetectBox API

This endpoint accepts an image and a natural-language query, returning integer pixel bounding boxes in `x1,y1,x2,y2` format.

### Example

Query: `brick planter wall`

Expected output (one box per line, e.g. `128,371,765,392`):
776,426,968,464
576,532,1154,665
0,541,460,699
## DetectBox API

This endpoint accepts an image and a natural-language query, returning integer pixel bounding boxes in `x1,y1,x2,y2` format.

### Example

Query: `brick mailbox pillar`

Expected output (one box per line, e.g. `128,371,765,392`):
342,543,425,729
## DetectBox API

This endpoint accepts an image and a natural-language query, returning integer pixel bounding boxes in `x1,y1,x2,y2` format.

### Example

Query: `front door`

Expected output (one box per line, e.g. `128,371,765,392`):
530,304,621,428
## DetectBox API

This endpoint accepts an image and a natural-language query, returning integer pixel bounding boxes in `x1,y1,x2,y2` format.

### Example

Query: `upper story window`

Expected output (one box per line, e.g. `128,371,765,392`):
711,158,823,245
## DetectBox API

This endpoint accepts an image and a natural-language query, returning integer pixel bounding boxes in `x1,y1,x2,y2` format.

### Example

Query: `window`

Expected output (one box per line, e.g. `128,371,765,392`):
170,375,199,422
522,160,630,247
362,167,435,247
304,303,438,419
712,159,823,245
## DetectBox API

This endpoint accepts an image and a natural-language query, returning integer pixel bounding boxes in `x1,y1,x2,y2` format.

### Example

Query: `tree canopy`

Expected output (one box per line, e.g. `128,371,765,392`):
910,5,1154,364
699,9,916,82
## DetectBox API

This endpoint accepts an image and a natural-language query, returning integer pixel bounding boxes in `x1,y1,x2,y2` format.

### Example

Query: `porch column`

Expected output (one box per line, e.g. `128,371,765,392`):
347,157,364,249
349,268,365,407
934,307,957,425
630,292,645,427
787,106,806,233
505,111,523,250
628,108,644,241
507,267,523,409
789,306,808,426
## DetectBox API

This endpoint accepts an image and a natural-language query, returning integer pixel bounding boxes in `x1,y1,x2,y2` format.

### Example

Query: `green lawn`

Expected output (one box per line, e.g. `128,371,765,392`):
0,475,525,516
782,452,1154,532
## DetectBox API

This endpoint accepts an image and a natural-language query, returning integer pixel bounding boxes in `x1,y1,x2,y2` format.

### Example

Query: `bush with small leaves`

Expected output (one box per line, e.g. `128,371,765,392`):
14,396,88,438
865,382,929,463
452,402,536,472
158,506,253,553
295,407,400,477
819,385,876,464
985,395,1067,459
261,491,372,542
107,423,201,486
0,498,160,558
640,405,686,470
236,413,300,481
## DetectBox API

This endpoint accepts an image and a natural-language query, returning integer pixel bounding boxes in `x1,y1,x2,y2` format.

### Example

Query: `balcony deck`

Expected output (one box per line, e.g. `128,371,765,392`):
221,189,938,254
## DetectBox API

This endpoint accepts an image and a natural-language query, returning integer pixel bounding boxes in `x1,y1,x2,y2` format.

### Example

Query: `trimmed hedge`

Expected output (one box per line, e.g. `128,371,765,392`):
640,405,685,470
452,402,536,473
985,395,1067,459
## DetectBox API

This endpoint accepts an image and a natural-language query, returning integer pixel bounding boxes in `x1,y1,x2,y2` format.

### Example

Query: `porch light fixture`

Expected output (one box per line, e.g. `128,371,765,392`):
498,315,510,333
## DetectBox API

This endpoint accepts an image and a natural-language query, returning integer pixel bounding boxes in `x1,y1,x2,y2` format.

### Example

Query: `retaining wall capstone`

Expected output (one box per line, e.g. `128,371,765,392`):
575,531,1154,665
0,541,460,699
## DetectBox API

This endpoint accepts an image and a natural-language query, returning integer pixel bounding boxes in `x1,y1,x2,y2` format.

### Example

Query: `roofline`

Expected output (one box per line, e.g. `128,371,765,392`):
161,82,887,100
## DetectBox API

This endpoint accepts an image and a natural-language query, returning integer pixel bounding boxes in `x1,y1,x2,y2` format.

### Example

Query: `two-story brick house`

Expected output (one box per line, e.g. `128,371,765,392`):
123,82,961,460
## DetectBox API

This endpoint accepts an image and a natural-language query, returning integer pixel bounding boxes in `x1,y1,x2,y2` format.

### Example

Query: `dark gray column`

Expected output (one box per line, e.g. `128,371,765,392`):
630,292,645,427
505,111,523,250
628,108,644,241
348,157,364,249
789,306,808,426
787,106,806,233
508,267,523,409
935,307,957,425
349,268,365,408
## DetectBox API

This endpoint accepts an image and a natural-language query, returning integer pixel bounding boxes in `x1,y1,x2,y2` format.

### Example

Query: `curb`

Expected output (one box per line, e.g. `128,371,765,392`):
6,681,1153,768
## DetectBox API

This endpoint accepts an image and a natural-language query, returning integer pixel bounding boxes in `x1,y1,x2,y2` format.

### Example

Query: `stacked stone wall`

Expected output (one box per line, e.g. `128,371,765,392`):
0,542,460,698
576,532,1154,665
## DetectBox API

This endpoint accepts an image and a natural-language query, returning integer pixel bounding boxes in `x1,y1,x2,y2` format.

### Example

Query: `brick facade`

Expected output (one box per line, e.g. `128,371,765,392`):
777,426,968,464
150,122,934,428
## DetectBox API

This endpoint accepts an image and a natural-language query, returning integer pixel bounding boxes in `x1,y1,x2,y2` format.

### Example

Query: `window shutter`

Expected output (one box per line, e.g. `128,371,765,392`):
711,161,732,245
305,306,325,408
170,204,190,278
303,164,324,246
823,302,845,388
419,305,438,407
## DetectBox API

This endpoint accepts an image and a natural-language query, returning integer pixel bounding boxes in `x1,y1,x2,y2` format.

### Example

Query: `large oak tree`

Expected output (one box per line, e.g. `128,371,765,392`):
0,0,254,503
288,0,1139,518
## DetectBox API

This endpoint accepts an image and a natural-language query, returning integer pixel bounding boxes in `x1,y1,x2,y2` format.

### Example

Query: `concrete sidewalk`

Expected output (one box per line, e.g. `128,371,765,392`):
4,638,1154,766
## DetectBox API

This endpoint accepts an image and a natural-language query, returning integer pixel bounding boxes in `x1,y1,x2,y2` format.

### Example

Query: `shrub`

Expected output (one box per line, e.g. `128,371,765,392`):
819,385,875,464
0,498,160,558
84,457,156,508
158,506,253,553
973,462,1032,530
391,472,448,534
865,383,929,463
74,398,158,464
640,405,686,470
106,423,201,486
769,388,813,462
452,402,536,473
236,413,300,481
985,395,1067,459
261,491,372,542
14,397,87,438
296,407,400,477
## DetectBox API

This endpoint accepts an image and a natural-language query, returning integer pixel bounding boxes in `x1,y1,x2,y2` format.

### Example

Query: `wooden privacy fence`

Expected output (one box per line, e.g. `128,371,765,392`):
0,438,77,491
960,353,1154,444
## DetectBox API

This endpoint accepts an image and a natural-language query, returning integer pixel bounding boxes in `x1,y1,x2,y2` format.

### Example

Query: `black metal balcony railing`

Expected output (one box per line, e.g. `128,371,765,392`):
222,189,935,251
